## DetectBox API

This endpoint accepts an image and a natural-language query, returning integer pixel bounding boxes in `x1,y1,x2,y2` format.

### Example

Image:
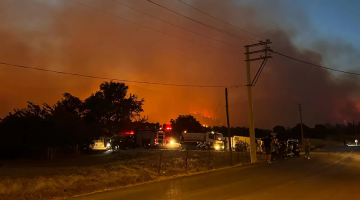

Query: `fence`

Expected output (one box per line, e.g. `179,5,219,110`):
128,148,265,176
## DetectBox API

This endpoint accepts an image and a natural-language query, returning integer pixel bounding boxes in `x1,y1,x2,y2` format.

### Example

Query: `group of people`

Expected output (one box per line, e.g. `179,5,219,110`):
261,135,311,163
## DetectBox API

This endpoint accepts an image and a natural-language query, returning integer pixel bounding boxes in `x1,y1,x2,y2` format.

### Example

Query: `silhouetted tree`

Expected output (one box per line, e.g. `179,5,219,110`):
212,126,228,135
212,126,250,137
273,125,287,140
233,127,249,136
255,128,272,138
56,93,83,116
170,115,202,133
0,82,146,159
0,102,54,157
83,82,145,136
292,123,312,140
313,124,327,139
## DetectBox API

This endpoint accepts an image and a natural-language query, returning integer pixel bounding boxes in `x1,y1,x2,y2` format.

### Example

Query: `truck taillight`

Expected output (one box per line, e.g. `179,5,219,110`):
124,131,134,135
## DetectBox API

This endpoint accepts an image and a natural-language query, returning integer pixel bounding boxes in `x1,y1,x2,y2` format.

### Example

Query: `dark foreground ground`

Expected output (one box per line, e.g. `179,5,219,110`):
71,146,360,200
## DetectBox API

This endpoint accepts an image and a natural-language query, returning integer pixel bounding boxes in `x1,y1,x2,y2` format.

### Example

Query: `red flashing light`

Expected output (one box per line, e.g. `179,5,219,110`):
165,125,172,131
124,131,134,135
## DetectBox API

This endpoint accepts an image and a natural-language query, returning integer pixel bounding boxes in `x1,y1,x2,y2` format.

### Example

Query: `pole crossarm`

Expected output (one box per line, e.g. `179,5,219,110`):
244,40,272,87
245,56,272,62
244,49,272,55
244,40,272,48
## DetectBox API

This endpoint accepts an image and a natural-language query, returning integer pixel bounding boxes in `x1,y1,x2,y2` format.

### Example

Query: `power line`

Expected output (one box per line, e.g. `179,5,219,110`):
0,62,243,88
273,51,360,76
252,58,268,86
147,0,258,43
177,0,264,40
212,94,225,117
112,0,241,49
71,0,230,52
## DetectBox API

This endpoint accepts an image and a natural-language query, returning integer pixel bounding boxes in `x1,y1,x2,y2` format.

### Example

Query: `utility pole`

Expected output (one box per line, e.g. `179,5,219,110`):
225,88,233,166
244,40,272,163
298,104,304,146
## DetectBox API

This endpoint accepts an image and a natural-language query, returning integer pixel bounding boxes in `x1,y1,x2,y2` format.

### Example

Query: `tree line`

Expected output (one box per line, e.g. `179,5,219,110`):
169,115,360,141
1,82,358,159
0,82,147,159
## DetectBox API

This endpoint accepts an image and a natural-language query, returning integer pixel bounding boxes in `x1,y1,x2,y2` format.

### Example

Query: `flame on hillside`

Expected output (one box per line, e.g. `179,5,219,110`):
190,111,223,127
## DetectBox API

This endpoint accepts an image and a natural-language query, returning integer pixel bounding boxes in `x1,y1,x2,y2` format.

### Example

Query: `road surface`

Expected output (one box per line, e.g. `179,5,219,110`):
71,146,360,200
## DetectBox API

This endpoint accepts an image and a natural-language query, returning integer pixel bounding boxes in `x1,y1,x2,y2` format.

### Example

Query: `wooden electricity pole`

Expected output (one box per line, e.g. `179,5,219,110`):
225,88,233,166
244,40,272,163
299,104,304,146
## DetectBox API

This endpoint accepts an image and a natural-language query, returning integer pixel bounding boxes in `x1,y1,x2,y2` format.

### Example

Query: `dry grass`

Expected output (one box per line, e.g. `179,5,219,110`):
0,150,250,200
0,160,158,200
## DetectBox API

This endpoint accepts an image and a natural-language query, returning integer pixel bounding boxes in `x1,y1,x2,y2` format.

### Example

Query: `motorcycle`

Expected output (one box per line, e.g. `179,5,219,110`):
279,141,294,159
279,142,287,159
292,140,301,157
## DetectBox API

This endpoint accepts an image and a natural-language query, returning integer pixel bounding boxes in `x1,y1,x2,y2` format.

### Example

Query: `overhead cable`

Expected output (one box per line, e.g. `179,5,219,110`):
0,62,243,88
71,0,231,51
177,0,264,40
112,0,241,48
274,52,360,76
147,0,258,43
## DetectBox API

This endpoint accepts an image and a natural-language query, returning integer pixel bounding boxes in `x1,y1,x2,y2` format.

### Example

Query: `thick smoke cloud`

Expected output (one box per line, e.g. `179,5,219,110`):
251,30,360,128
0,0,359,129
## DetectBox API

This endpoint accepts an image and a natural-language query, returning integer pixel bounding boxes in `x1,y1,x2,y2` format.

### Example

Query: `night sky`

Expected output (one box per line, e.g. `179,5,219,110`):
1,0,359,129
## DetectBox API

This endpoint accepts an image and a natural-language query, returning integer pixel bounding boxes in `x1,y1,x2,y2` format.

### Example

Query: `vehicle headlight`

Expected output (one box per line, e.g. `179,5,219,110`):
170,141,174,145
215,146,220,150
106,143,110,147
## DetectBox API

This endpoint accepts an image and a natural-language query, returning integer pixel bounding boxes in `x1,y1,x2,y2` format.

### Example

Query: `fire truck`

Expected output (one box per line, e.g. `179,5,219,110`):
158,124,175,145
112,131,136,150
134,124,178,148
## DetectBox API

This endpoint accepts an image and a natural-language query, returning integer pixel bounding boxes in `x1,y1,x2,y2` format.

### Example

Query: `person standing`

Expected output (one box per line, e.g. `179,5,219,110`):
255,139,259,152
262,136,273,163
223,138,228,150
304,138,310,159
271,138,279,161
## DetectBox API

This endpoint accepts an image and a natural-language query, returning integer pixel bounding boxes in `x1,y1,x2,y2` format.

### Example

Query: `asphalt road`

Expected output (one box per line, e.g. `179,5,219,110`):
72,146,360,200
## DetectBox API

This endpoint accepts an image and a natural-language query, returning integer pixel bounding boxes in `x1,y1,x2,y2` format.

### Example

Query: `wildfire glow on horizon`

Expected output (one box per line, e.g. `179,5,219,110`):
190,111,223,127
1,0,360,129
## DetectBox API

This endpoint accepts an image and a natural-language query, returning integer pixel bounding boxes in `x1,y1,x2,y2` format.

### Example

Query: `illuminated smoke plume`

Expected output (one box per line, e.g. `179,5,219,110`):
0,0,359,129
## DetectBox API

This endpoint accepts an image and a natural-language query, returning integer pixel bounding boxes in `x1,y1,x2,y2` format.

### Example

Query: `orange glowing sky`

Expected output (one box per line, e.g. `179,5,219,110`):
1,0,360,129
